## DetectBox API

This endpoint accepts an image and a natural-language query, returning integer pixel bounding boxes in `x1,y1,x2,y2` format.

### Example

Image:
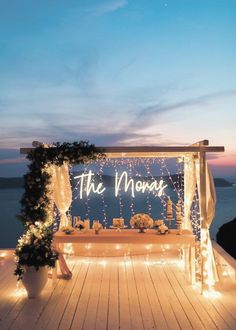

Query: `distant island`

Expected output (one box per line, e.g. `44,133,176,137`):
0,175,233,189
0,177,24,189
213,178,233,187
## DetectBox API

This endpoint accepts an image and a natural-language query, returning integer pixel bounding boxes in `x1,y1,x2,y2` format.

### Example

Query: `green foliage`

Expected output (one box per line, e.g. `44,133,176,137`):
14,223,58,280
18,141,104,225
15,141,104,279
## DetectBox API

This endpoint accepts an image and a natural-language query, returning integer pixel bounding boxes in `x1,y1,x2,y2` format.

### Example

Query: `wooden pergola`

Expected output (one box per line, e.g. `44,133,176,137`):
20,139,225,292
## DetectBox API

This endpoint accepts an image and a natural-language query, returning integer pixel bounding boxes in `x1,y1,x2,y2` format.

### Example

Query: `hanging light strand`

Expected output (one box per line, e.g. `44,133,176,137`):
128,159,135,216
142,158,152,216
97,159,108,228
113,159,124,218
82,164,90,219
160,158,184,207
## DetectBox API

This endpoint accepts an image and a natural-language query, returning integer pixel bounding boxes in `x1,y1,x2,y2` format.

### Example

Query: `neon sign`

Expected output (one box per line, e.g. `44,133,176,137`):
74,170,167,199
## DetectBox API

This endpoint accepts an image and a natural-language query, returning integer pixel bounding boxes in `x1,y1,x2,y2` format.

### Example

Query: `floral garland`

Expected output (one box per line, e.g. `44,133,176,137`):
15,141,104,279
18,141,104,225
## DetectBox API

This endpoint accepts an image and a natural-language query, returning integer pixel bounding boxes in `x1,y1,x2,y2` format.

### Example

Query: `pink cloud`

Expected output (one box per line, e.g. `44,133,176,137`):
0,157,27,165
208,155,236,167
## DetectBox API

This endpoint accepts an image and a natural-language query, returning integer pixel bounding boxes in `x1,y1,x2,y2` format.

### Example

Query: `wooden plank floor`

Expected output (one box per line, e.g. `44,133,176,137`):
0,252,236,330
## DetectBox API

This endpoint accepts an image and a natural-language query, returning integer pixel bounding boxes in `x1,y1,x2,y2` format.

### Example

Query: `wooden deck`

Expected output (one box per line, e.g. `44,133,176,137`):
0,249,236,330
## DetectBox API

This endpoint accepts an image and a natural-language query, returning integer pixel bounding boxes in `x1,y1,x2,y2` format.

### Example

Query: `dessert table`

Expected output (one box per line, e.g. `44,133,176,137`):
53,229,196,284
54,228,194,245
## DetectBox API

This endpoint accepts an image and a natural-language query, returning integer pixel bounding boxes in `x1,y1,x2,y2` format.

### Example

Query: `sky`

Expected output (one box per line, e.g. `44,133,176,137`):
0,0,236,177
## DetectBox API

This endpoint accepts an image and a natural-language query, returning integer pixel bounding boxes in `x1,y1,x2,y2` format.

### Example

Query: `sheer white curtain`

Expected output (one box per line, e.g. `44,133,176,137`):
52,163,72,228
183,155,196,231
196,160,219,285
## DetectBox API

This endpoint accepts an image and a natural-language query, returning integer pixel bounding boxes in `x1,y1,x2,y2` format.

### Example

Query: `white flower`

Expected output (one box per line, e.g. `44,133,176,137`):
158,224,168,234
155,220,164,227
130,213,153,228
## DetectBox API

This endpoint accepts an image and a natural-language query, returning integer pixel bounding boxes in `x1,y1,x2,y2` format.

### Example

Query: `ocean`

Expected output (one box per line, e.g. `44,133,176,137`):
0,185,236,248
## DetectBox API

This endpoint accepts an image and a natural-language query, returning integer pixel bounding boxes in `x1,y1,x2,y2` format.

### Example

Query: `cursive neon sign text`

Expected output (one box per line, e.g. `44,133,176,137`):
74,171,106,199
115,171,167,197
74,170,167,199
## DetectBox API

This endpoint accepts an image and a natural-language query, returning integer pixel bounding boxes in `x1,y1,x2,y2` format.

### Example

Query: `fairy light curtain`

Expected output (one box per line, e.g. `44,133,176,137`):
69,157,186,228
51,154,218,287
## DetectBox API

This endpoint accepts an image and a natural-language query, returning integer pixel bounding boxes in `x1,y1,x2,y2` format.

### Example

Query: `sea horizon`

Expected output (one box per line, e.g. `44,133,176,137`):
1,183,236,249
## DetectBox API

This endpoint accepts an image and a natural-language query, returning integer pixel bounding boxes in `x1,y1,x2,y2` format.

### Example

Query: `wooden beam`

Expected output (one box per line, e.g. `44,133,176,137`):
190,140,209,146
20,145,225,157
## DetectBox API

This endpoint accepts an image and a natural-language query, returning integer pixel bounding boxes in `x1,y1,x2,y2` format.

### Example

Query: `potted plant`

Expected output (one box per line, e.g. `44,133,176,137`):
14,221,58,298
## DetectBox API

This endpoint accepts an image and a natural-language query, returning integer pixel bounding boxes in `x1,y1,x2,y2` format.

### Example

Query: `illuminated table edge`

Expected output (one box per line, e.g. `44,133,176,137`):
53,229,196,246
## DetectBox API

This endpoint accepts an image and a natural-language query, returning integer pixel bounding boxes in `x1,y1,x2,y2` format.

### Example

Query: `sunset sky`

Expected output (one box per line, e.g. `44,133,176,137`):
0,0,235,177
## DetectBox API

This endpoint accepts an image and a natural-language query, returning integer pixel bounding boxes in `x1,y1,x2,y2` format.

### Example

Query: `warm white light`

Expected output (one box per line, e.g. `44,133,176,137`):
63,243,74,255
85,243,91,250
74,170,105,199
177,260,184,268
99,260,107,267
0,252,7,258
115,171,167,197
11,282,26,298
203,290,221,299
74,169,167,199
145,244,152,251
12,287,27,298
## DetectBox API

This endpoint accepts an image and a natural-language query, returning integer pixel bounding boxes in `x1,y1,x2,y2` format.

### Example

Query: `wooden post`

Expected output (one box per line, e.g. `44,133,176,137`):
199,151,208,293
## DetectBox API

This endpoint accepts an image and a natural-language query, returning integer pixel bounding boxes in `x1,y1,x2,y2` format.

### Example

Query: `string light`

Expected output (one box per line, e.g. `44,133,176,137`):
98,159,108,228
83,165,91,219
128,159,135,216
113,159,124,218
143,159,152,216
58,156,201,249
161,158,184,204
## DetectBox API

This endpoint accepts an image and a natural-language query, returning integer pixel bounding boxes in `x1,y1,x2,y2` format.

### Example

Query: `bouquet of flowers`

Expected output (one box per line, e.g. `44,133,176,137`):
130,213,153,230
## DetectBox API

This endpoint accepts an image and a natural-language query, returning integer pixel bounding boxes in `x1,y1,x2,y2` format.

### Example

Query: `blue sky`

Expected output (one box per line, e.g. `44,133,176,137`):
0,0,236,176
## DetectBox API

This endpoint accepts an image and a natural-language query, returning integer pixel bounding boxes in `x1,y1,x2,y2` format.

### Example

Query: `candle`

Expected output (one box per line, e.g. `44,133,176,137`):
167,197,173,221
176,200,182,234
84,219,90,230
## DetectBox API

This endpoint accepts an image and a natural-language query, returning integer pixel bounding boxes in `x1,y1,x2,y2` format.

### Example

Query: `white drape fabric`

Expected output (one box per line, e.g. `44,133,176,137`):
183,156,196,231
52,163,72,228
195,160,219,284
